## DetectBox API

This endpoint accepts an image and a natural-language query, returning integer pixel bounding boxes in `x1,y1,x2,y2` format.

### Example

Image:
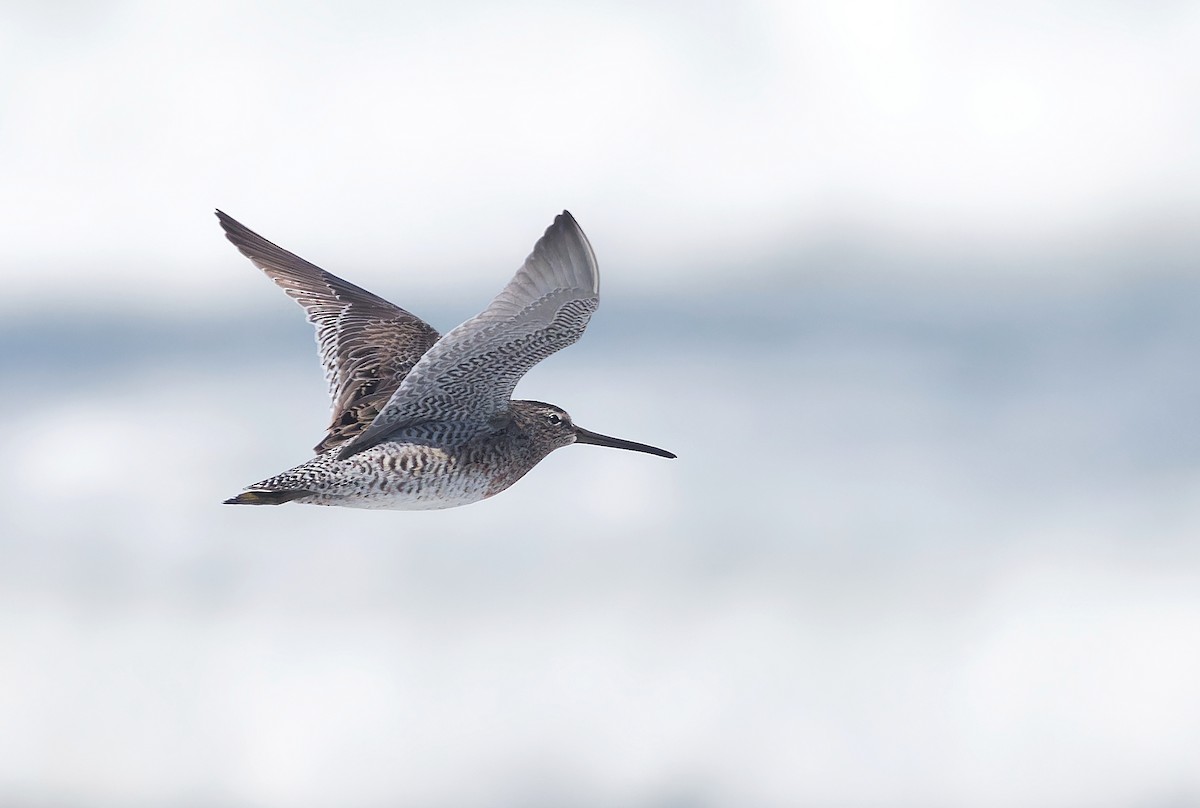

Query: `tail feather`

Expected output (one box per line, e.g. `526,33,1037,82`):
223,489,314,505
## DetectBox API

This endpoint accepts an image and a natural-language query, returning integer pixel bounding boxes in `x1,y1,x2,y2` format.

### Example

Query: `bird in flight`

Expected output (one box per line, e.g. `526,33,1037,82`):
218,210,675,509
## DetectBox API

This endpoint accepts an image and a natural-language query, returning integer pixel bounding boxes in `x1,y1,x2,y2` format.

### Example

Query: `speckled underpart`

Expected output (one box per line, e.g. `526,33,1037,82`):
241,405,567,509
218,210,675,510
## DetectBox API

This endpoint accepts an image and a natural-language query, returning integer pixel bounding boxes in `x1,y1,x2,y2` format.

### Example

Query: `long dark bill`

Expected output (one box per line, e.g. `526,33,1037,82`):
574,426,677,459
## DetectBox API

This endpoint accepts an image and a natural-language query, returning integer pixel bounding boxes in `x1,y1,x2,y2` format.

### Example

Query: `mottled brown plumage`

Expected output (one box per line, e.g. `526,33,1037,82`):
219,210,675,510
217,211,440,453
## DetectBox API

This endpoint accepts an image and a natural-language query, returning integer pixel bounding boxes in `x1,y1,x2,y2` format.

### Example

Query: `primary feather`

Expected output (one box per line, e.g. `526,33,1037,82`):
216,211,441,453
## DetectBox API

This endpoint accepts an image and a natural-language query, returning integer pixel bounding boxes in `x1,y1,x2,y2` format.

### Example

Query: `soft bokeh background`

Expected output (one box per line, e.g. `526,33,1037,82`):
2,2,1199,806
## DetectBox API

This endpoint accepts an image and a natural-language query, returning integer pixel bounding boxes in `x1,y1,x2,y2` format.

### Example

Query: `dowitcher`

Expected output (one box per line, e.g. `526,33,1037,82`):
219,210,675,509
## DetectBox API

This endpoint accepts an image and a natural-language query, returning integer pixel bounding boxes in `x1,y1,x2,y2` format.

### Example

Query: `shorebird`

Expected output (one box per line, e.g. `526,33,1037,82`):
219,210,675,509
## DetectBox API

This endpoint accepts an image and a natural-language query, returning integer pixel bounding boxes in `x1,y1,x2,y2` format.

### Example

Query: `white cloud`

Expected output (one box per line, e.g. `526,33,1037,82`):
0,0,1196,309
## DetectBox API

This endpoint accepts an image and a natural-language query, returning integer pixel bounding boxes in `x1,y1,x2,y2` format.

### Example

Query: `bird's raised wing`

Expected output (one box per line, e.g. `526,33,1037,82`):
336,210,598,459
216,211,441,454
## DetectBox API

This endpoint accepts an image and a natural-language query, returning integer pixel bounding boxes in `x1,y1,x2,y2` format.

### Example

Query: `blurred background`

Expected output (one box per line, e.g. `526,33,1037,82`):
2,1,1199,806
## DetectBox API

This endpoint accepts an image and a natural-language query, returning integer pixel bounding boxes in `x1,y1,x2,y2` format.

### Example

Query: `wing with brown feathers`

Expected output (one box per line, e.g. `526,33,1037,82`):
216,211,441,453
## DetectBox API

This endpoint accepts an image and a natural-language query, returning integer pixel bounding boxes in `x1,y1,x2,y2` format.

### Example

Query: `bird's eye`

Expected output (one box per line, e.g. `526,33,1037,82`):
545,412,563,425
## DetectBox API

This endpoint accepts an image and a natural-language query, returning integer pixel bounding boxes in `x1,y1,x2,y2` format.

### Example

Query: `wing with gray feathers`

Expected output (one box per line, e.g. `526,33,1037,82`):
216,211,441,454
336,210,599,459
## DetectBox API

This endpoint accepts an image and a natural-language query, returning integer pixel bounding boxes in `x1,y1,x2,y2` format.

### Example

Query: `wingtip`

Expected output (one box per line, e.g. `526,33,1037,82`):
537,209,598,296
213,210,288,260
214,210,247,244
214,209,246,235
554,209,581,233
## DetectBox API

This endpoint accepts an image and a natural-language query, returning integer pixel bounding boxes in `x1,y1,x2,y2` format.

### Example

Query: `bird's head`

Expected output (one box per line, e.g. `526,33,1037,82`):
513,400,676,458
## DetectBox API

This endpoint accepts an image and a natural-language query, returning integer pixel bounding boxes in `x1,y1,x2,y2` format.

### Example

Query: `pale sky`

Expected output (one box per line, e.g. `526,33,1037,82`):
1,0,1196,309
